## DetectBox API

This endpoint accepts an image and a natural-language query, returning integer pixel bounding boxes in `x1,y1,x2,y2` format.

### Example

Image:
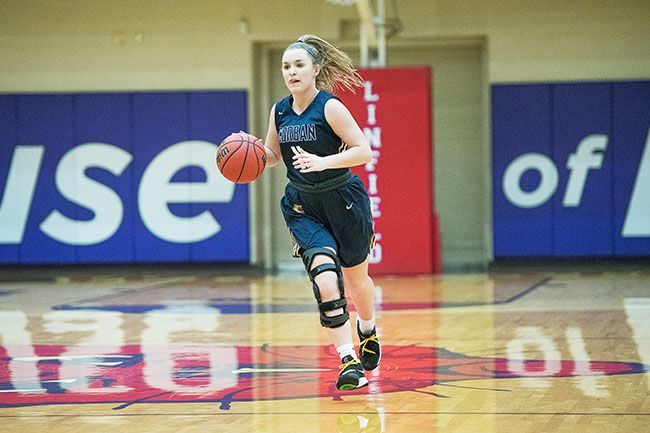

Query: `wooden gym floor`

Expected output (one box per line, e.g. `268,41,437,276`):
0,264,649,432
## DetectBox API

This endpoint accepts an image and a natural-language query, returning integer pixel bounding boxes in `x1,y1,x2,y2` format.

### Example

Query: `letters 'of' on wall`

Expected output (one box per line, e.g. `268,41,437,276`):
492,81,650,258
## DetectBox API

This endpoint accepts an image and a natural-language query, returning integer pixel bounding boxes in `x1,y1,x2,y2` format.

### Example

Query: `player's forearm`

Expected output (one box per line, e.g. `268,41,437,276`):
323,145,372,169
265,145,282,168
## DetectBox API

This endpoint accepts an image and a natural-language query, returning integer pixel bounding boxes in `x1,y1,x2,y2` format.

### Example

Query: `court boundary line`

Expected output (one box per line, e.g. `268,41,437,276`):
1,411,649,417
50,277,553,313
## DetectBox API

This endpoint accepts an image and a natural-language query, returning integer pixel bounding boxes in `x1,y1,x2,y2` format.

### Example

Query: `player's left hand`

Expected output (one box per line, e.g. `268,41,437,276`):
291,146,326,172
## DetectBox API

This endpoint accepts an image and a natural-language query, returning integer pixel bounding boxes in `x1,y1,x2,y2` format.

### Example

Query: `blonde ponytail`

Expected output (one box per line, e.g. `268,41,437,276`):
286,35,364,94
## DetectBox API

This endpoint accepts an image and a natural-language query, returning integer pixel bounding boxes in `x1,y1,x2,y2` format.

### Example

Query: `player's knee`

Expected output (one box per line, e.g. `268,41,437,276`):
344,275,373,297
314,271,339,301
302,247,349,328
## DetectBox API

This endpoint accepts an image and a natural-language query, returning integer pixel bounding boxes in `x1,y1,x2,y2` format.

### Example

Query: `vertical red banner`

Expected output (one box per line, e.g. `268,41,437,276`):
339,67,441,275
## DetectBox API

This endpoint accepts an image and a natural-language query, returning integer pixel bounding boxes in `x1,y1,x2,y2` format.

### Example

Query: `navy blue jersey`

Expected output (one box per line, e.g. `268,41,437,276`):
274,91,350,184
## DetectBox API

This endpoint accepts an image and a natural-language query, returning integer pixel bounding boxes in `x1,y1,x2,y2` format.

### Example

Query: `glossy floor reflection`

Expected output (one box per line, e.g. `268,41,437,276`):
0,267,649,432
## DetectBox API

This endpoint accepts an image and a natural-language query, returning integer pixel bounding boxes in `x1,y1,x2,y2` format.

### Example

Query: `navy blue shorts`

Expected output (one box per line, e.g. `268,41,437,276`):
280,174,375,268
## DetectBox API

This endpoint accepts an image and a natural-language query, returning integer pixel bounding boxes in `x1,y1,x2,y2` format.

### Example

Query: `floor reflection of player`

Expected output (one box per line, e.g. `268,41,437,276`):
337,407,384,433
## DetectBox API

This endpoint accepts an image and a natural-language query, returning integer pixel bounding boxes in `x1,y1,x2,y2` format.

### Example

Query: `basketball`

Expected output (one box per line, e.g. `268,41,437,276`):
216,131,266,183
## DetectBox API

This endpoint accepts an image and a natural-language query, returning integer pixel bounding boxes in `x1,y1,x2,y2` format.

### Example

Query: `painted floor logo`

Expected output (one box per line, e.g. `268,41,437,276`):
0,344,645,410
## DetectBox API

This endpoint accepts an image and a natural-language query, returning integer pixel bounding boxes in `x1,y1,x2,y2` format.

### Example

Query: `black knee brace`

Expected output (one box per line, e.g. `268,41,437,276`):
302,247,349,328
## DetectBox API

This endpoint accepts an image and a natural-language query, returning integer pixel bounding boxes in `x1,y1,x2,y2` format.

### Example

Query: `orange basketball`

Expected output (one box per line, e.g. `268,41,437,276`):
216,131,266,184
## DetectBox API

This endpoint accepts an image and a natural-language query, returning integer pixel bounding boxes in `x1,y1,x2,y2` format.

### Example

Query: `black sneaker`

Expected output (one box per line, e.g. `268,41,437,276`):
357,321,381,371
336,355,368,391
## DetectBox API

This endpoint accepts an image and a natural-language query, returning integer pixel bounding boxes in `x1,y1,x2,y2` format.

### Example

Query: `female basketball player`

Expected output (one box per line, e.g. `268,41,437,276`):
262,35,381,391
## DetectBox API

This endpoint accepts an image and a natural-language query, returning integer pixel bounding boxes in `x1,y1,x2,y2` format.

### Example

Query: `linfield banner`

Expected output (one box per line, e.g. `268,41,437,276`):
492,81,650,258
340,67,441,274
0,91,249,264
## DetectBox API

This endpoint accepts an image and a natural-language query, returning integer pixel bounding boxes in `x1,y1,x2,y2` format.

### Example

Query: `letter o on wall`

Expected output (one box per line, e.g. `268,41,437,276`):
503,153,558,208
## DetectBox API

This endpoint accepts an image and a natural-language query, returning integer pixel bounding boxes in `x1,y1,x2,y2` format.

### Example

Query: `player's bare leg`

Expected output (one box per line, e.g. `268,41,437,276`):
342,258,381,370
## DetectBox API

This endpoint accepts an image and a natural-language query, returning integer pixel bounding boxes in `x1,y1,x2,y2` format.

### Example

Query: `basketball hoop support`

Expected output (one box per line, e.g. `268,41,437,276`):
355,0,385,67
327,0,386,67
